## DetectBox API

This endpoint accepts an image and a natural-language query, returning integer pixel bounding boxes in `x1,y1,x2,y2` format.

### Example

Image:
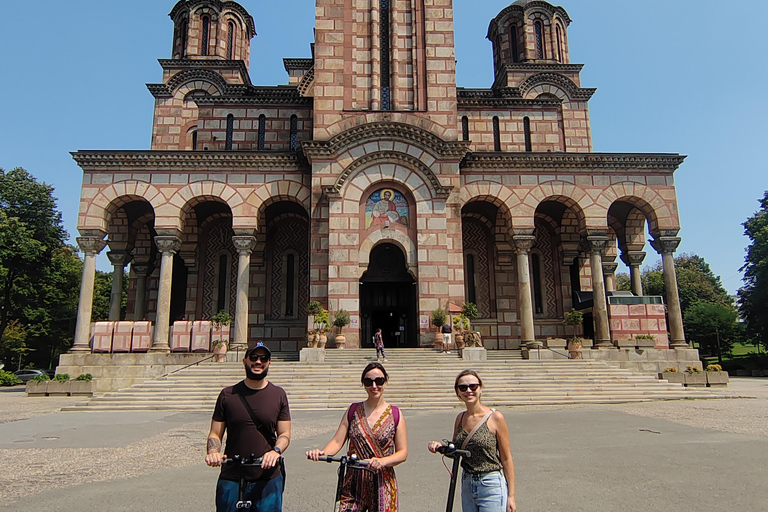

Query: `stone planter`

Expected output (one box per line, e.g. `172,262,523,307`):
26,381,48,396
317,333,328,349
660,371,685,384
462,346,487,361
69,381,94,396
455,334,465,349
706,371,730,387
684,372,707,387
212,342,228,363
544,337,567,349
567,339,583,359
306,333,318,348
434,331,444,350
634,338,657,349
334,334,346,349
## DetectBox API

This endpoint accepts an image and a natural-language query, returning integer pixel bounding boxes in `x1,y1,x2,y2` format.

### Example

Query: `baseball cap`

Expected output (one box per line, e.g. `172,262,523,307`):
245,342,271,359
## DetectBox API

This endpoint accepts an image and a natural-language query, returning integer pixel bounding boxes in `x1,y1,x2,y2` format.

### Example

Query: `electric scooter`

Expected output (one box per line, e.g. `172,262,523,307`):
436,440,471,512
308,454,371,512
223,454,267,510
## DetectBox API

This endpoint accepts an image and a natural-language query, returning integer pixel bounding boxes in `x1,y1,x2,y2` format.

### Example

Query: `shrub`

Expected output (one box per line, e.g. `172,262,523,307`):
75,373,93,381
635,334,656,340
706,364,723,372
431,309,447,329
0,370,22,386
332,310,350,333
685,365,701,374
53,373,70,382
462,302,479,321
30,373,50,382
563,310,583,326
212,310,232,327
664,367,678,373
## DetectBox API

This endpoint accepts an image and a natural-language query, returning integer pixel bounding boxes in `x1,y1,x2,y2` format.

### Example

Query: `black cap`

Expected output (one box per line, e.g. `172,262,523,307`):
245,342,271,359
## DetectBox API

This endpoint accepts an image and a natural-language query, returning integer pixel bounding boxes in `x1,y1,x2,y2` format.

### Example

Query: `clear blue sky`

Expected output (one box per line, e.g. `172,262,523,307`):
1,0,766,294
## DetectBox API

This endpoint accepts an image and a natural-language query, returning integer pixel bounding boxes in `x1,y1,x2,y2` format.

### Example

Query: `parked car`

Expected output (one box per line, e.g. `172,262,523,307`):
13,369,46,383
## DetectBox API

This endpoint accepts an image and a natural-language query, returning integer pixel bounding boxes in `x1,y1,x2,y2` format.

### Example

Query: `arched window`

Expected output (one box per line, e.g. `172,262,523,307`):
225,114,234,150
289,115,298,150
493,116,501,152
534,20,545,60
510,25,519,63
226,21,235,60
531,253,544,314
380,0,391,111
466,254,477,305
201,16,210,56
216,254,229,313
284,253,296,317
556,24,564,63
523,117,532,152
179,19,188,58
258,114,266,150
462,116,469,141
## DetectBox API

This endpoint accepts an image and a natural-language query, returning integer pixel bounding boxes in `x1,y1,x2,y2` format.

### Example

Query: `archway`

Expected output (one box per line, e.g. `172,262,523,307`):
360,243,418,348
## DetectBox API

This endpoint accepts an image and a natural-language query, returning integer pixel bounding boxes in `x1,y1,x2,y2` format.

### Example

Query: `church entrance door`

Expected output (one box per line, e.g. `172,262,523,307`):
360,243,417,348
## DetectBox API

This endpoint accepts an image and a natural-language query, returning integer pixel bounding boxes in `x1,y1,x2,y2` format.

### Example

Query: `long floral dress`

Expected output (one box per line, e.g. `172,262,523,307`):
340,403,399,512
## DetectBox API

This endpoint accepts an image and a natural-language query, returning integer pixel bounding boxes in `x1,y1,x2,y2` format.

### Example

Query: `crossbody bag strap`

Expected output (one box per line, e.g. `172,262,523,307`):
460,408,496,451
235,384,277,446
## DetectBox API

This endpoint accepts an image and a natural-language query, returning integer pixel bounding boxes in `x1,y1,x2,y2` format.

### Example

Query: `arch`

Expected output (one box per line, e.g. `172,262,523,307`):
167,69,227,96
321,115,451,144
82,182,164,234
511,182,592,232
240,180,311,221
359,231,418,279
602,183,679,235
519,73,582,101
327,151,449,201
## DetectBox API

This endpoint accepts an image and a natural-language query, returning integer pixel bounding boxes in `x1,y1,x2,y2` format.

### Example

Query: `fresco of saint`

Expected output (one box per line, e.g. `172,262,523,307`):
366,189,409,228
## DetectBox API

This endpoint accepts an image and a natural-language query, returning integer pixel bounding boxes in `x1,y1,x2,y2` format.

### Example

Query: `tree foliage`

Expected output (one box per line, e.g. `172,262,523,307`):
738,191,768,351
684,302,738,359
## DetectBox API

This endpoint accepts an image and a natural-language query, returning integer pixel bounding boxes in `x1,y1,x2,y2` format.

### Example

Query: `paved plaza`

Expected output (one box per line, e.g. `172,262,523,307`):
1,379,768,512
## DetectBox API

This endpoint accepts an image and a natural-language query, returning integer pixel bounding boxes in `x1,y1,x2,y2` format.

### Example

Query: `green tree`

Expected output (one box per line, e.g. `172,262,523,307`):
615,272,631,292
684,302,738,363
738,191,768,351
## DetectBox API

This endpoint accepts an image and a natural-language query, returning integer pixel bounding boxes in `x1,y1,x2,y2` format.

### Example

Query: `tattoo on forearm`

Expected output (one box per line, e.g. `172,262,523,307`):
207,438,222,454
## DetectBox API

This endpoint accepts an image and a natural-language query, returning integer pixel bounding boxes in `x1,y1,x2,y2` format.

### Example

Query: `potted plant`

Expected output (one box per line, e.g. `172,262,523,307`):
431,308,447,350
660,366,685,384
684,365,707,387
634,333,656,348
306,301,324,347
705,363,730,387
212,310,232,362
453,314,469,348
26,372,50,396
461,302,483,348
315,308,330,348
332,309,350,349
563,310,584,359
70,373,94,396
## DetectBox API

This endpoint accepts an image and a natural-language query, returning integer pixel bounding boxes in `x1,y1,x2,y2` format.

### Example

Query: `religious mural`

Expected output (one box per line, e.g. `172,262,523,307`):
366,188,409,228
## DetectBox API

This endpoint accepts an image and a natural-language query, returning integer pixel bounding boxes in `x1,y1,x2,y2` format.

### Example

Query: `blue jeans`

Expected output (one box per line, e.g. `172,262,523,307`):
461,470,507,512
376,346,386,359
216,475,283,512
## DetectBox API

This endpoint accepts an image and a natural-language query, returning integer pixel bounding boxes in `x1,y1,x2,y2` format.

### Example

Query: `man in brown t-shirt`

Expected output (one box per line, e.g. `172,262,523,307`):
205,342,291,512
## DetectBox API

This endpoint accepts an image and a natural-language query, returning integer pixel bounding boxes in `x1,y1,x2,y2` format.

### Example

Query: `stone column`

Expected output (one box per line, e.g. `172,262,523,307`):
131,262,150,320
603,261,618,292
513,236,536,345
587,236,612,348
152,236,181,352
71,236,107,352
232,236,257,350
107,251,132,321
651,237,687,347
621,251,646,296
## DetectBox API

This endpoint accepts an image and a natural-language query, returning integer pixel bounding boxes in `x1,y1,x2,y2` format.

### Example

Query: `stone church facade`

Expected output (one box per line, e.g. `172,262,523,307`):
70,0,688,354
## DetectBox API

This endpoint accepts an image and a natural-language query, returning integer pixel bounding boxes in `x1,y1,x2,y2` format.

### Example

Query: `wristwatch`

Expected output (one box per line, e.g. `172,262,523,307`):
273,446,282,455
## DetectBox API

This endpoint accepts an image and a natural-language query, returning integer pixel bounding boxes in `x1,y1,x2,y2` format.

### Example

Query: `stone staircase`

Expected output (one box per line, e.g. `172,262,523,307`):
62,348,712,412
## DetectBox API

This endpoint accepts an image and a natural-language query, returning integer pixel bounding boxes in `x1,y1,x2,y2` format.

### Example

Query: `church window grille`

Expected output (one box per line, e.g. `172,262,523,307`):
191,130,198,150
556,25,563,63
225,114,234,150
535,21,545,59
216,254,229,313
201,16,210,56
531,253,544,314
510,26,519,63
289,115,298,150
285,253,296,317
524,117,532,152
380,0,391,111
258,115,266,150
493,116,501,151
462,116,469,141
466,254,477,305
227,21,235,59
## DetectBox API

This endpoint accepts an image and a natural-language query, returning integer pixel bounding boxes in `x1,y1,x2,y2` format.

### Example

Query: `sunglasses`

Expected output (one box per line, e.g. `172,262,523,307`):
248,353,270,363
457,383,480,392
363,377,387,387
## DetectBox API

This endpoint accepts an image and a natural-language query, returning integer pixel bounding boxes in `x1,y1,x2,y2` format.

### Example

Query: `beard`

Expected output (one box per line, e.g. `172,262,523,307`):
245,365,268,381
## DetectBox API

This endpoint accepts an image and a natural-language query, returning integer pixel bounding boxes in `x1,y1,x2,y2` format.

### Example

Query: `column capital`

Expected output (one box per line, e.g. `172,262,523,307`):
232,235,257,254
562,249,579,266
586,236,610,254
77,237,107,256
602,262,619,275
620,251,646,267
131,263,150,276
651,236,681,255
107,250,133,267
154,236,182,254
512,235,536,253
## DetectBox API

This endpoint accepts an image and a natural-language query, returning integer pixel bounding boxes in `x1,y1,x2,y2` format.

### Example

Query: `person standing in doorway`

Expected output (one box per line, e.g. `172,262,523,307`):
206,342,291,512
441,322,453,353
374,328,387,362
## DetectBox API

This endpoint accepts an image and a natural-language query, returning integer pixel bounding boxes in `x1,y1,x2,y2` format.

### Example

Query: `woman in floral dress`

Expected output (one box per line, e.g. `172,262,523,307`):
307,362,408,511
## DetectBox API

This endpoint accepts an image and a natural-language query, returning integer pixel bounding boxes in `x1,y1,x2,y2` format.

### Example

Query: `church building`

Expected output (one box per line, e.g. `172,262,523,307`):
70,0,688,355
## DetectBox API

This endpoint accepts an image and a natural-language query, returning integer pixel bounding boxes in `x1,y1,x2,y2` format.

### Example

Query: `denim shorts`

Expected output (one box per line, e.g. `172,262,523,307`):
216,474,283,512
461,470,507,512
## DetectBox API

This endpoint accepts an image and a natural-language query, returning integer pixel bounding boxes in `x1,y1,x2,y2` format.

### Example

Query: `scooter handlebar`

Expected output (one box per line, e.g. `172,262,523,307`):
309,454,370,467
436,443,470,458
